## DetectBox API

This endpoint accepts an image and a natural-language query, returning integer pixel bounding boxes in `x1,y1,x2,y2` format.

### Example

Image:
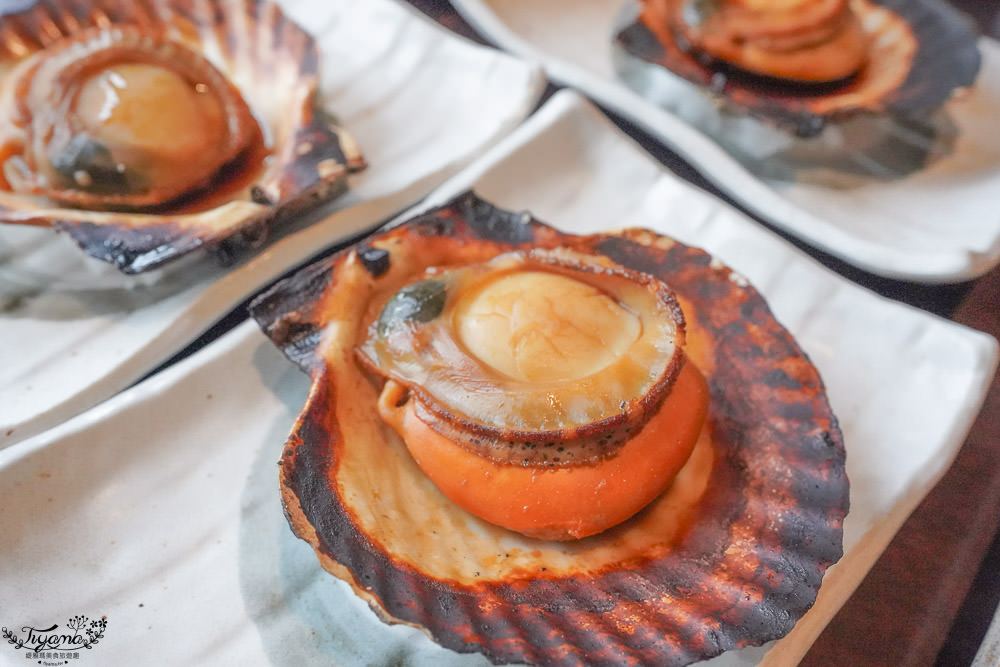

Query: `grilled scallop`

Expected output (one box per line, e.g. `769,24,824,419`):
618,0,981,137
0,0,364,273
251,191,849,667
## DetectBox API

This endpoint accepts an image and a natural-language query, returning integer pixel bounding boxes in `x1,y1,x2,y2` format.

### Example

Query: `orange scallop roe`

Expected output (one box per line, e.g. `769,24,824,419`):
378,359,710,541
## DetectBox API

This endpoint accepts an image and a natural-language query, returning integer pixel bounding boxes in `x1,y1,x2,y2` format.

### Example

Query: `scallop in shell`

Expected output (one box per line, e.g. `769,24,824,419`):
357,246,701,541
0,0,364,273
250,191,848,666
614,0,982,183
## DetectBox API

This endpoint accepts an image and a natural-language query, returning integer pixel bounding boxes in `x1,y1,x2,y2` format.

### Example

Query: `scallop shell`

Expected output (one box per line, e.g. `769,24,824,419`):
616,0,982,137
250,191,849,667
0,0,364,273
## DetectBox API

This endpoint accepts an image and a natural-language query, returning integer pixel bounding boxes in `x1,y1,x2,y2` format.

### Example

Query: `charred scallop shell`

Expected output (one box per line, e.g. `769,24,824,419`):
250,191,848,666
617,0,982,137
0,0,364,273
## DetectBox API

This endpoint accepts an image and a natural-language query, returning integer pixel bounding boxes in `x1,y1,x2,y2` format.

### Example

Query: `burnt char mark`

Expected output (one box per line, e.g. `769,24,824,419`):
452,190,535,244
876,0,981,114
410,213,457,238
249,257,334,373
356,244,390,277
215,212,272,265
285,384,347,542
262,314,324,374
53,219,196,274
272,114,354,205
288,380,543,664
283,377,406,607
593,227,847,651
795,426,850,514
250,185,273,206
405,190,535,244
592,233,707,277
762,368,804,391
283,384,337,535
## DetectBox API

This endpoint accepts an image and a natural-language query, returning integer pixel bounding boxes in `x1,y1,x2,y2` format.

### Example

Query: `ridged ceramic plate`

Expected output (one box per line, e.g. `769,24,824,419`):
0,0,543,446
449,0,1000,283
0,92,994,666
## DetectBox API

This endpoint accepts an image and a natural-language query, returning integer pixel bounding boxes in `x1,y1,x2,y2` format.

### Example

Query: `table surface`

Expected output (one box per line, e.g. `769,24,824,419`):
394,1,1000,665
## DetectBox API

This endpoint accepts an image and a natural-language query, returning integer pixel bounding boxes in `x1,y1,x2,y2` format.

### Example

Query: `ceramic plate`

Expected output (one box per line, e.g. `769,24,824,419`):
0,92,995,666
449,0,1000,284
0,0,544,447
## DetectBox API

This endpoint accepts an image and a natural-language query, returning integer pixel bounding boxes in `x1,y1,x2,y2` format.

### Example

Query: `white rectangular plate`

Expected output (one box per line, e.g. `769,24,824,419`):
0,92,995,667
0,0,544,447
450,0,1000,284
